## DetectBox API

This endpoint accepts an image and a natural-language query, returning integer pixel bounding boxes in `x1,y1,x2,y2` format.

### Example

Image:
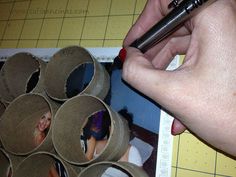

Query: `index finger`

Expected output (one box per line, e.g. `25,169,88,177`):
123,0,171,46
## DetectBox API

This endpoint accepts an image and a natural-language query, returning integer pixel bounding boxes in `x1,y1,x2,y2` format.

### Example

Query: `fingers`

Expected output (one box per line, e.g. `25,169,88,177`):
171,119,187,135
122,47,189,137
122,47,185,111
143,27,190,61
151,35,191,69
123,0,170,47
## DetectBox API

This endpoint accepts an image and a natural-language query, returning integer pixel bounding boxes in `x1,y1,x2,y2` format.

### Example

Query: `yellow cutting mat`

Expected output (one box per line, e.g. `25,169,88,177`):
0,0,236,177
0,0,145,48
172,132,236,177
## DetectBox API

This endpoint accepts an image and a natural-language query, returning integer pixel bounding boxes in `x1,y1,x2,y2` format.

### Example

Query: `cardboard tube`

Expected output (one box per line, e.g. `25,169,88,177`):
0,148,24,177
44,46,110,101
14,152,81,177
52,95,130,165
78,161,149,177
0,100,6,146
0,100,6,119
0,93,60,155
0,53,46,104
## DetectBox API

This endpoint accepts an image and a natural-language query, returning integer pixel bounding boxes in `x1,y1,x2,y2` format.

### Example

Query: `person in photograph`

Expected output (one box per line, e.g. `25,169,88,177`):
81,110,111,160
80,109,142,168
33,111,63,177
83,110,111,141
6,165,12,177
34,111,52,146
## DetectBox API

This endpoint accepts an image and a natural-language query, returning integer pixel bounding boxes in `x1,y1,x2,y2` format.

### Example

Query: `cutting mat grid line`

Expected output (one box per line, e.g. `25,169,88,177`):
0,0,143,48
171,166,232,177
0,14,140,21
172,133,219,177
15,0,32,47
0,0,30,3
77,0,89,47
101,0,112,47
55,0,69,47
0,0,15,47
171,130,236,177
174,134,181,176
1,38,128,41
214,151,218,176
35,0,52,47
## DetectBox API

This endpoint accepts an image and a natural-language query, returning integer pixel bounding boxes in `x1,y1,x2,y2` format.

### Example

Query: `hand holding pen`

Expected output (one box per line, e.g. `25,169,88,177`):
122,0,236,157
115,0,211,65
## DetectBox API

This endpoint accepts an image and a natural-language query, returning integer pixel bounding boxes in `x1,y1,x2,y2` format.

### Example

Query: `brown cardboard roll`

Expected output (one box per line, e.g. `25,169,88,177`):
44,46,110,102
78,161,149,177
14,152,81,177
0,148,24,177
0,52,46,104
52,95,130,166
0,100,6,147
0,100,6,119
0,93,60,155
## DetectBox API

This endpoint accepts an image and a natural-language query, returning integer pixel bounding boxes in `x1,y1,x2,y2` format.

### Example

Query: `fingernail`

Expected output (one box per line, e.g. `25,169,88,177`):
118,48,127,63
171,121,176,136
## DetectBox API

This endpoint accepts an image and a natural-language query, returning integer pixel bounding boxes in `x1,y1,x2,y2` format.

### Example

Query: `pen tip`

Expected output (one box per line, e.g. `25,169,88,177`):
113,48,127,70
107,48,127,74
112,56,123,70
118,48,127,63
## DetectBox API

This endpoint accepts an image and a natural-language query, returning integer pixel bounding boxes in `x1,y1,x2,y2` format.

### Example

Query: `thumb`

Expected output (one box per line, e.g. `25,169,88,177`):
122,47,188,115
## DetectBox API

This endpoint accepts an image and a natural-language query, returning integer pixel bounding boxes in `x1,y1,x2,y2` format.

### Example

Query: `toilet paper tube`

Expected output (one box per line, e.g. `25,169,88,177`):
14,151,81,177
0,52,46,104
52,95,130,166
0,100,6,146
0,100,6,119
0,148,24,177
78,161,149,177
0,93,60,155
44,45,110,102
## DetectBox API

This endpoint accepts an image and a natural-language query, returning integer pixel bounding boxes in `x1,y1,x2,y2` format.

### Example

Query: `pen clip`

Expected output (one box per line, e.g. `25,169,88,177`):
168,0,181,9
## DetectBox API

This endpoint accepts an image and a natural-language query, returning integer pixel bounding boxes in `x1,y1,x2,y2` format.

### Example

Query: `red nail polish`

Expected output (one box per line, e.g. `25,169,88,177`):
118,48,127,63
171,121,175,136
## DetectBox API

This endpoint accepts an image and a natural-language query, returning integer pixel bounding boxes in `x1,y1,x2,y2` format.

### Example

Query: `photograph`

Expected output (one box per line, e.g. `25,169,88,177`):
34,111,52,146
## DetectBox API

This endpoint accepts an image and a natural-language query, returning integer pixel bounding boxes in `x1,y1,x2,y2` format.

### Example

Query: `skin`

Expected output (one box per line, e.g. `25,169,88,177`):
48,166,60,177
122,0,236,157
34,111,52,146
37,111,52,132
85,136,97,160
87,138,140,167
33,111,59,177
7,166,12,177
95,140,131,163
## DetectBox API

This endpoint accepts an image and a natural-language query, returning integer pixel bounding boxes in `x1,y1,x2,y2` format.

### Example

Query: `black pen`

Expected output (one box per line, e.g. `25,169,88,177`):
112,0,210,69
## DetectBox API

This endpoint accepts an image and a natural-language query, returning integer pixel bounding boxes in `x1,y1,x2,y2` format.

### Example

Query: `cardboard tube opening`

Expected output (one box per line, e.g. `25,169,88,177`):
52,95,130,165
44,46,110,101
0,94,55,155
0,100,6,118
14,152,80,177
0,101,6,146
78,161,149,177
0,149,11,177
26,70,40,93
0,148,24,177
66,63,94,98
0,53,46,103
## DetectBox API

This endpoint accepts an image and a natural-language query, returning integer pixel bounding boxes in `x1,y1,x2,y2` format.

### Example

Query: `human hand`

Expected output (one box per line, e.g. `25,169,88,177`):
122,0,236,156
124,0,190,135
